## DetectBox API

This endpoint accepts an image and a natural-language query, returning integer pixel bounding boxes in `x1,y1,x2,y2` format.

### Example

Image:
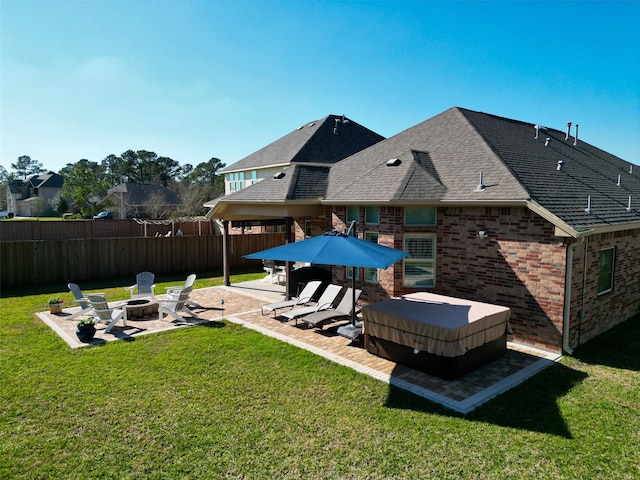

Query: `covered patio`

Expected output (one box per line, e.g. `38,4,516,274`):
40,278,560,414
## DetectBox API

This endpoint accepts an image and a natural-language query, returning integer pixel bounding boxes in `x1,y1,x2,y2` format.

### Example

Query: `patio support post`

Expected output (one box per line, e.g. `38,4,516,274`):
222,220,230,286
285,216,293,300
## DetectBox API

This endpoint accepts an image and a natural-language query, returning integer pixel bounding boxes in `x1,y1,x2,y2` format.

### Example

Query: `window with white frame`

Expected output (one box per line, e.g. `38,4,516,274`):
365,206,379,225
364,232,379,283
598,247,615,294
405,206,436,226
403,234,435,287
346,205,359,224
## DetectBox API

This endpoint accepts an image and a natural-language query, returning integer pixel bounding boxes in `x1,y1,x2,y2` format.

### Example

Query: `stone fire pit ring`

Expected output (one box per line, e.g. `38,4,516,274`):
123,299,159,320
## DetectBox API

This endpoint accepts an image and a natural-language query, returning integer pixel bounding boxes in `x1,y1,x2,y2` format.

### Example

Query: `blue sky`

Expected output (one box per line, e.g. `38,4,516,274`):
2,1,639,173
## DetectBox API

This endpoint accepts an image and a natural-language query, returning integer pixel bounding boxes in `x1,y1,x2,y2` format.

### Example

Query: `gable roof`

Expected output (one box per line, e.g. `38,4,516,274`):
28,171,64,189
106,183,180,206
220,114,384,173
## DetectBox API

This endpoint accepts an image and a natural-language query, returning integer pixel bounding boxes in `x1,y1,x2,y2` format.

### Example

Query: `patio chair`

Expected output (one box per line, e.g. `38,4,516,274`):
262,260,286,284
166,273,202,309
86,293,126,333
67,283,95,320
279,284,342,323
158,286,197,323
125,271,156,299
299,288,362,329
260,280,323,317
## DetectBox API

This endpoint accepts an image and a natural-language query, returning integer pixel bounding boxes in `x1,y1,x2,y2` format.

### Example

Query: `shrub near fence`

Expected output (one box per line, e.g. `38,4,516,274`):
1,233,286,287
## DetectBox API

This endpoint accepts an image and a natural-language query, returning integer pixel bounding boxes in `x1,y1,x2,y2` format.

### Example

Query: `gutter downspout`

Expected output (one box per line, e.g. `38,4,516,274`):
563,240,578,354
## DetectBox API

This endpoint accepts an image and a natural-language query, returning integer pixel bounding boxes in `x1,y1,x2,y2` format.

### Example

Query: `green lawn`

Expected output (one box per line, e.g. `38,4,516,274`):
1,273,639,479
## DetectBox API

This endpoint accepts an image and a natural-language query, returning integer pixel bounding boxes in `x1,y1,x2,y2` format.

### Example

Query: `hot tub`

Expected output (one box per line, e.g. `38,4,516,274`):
362,292,511,379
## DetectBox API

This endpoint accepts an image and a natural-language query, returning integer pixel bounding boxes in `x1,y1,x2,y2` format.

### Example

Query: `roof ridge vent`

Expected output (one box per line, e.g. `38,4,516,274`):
386,158,401,167
475,172,486,192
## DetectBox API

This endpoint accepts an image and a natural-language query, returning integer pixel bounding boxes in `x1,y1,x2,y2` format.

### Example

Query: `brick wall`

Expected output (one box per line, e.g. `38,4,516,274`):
568,229,640,348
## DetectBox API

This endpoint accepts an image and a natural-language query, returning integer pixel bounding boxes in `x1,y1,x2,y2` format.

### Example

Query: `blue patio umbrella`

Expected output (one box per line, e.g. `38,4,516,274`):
244,229,409,330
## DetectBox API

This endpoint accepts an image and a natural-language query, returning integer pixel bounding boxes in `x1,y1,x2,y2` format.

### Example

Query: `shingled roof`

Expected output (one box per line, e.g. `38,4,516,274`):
210,107,640,235
325,107,640,233
220,114,385,173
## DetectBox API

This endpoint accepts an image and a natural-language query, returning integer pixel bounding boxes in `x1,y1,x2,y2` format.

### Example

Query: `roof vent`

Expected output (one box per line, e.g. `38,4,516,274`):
308,122,315,127
534,125,540,139
573,124,579,146
617,174,622,186
629,164,634,174
565,122,572,140
273,171,286,180
627,196,633,212
475,172,486,192
545,138,551,147
386,158,401,167
585,195,592,214
557,160,564,171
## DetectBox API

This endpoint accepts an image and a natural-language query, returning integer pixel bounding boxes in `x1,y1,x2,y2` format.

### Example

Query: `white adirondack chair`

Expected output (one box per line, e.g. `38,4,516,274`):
158,286,197,323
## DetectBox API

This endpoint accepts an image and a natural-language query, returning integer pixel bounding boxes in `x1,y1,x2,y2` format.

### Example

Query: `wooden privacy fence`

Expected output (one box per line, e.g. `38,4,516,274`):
1,233,286,288
0,219,214,241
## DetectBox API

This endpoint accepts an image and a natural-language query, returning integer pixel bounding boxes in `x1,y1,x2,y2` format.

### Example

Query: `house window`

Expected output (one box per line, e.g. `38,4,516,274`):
598,247,615,294
305,220,312,238
364,232,379,283
346,206,359,223
365,206,379,225
250,170,257,185
405,206,436,226
403,234,435,287
346,266,360,280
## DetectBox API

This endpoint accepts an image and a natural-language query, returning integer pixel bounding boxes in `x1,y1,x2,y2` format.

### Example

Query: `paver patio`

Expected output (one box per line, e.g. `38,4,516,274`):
38,279,561,414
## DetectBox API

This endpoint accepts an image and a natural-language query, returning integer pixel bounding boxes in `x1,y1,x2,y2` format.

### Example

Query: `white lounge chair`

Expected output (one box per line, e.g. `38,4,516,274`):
261,280,323,317
125,271,156,299
86,294,125,333
166,274,202,309
67,283,95,320
299,288,362,329
158,286,197,323
279,284,342,322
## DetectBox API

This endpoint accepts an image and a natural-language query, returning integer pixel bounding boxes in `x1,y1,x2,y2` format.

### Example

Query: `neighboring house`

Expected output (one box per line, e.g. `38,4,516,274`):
102,183,180,219
6,171,64,217
207,107,640,353
215,114,384,233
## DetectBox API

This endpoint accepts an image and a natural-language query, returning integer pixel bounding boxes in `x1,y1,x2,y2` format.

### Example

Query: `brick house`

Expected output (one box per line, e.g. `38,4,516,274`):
207,107,640,353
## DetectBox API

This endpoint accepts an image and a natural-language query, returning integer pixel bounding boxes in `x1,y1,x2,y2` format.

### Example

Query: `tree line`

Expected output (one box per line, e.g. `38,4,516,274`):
0,151,226,218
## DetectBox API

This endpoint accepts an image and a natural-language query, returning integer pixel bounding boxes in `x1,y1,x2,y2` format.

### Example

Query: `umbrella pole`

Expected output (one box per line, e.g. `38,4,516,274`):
351,266,356,325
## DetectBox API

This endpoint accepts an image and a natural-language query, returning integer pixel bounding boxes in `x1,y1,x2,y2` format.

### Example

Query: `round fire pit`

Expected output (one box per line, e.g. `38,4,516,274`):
124,299,159,320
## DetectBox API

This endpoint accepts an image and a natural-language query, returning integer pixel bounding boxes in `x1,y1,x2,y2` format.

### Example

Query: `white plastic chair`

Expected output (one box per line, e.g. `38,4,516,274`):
166,274,201,309
67,283,95,320
158,286,197,323
86,294,125,333
125,271,156,299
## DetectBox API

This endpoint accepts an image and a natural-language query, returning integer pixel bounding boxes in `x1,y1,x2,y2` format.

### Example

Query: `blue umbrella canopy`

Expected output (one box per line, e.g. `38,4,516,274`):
244,231,408,269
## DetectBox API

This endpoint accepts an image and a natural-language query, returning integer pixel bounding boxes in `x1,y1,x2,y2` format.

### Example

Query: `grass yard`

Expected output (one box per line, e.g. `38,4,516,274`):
1,272,639,479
